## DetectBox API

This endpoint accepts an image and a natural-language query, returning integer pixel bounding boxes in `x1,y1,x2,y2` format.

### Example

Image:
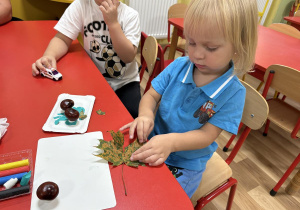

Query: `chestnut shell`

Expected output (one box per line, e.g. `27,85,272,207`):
60,99,74,110
36,181,59,200
65,108,79,121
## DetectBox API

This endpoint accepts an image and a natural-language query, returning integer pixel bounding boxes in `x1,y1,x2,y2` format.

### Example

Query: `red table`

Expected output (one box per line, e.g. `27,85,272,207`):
284,16,300,30
168,18,300,80
252,25,300,81
0,21,193,210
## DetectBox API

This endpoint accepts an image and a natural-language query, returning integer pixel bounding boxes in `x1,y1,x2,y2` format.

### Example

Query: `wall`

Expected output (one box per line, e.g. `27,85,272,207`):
11,0,284,25
177,0,189,3
11,0,126,20
176,0,289,27
11,0,69,20
272,0,295,24
263,0,281,26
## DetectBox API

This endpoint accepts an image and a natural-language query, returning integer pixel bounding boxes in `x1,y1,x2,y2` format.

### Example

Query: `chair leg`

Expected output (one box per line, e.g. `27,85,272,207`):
223,135,236,152
225,126,251,165
226,180,238,210
223,123,243,152
195,177,238,210
263,119,270,136
242,74,246,81
270,154,300,196
256,81,264,91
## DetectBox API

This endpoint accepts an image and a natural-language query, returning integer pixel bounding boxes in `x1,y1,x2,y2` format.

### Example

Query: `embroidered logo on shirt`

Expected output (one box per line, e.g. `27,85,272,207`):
96,45,126,78
193,100,216,124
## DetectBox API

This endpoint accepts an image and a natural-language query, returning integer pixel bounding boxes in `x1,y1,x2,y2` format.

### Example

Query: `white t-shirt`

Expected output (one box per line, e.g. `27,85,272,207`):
54,0,141,91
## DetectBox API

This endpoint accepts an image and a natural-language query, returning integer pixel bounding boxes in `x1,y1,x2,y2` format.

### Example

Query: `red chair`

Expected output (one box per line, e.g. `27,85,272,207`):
141,32,174,76
140,31,181,95
260,64,300,196
139,35,159,95
191,80,269,209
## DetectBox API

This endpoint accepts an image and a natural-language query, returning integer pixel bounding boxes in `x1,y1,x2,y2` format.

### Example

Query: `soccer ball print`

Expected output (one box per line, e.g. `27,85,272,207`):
96,45,126,78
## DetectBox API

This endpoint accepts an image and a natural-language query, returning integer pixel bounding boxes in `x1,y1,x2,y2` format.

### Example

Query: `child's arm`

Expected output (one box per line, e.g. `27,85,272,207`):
99,0,137,63
130,123,222,166
120,87,161,142
0,0,12,25
32,32,72,76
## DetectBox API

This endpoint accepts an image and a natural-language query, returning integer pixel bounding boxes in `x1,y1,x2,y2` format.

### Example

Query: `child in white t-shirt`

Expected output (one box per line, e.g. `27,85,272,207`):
32,0,141,118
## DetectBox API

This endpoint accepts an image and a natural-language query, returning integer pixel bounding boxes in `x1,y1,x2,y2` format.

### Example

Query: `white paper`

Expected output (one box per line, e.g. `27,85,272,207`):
0,118,9,139
42,94,95,133
31,132,116,210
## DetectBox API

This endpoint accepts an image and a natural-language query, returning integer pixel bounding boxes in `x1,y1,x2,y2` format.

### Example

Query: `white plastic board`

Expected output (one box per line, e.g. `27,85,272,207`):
31,132,116,210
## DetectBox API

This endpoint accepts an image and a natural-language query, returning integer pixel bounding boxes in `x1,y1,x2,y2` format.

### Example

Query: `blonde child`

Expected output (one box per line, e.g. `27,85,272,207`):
32,0,141,118
120,0,258,198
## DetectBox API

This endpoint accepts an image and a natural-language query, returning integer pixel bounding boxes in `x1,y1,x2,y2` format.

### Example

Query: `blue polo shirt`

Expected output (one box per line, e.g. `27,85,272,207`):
150,57,246,171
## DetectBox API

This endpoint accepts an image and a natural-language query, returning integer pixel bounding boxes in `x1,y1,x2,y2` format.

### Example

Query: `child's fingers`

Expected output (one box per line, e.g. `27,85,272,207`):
128,120,138,139
48,59,56,69
119,122,132,131
130,145,151,161
99,5,105,13
35,61,47,74
100,1,110,11
148,157,164,166
136,121,146,142
112,0,119,5
106,0,113,6
32,63,40,76
40,57,52,69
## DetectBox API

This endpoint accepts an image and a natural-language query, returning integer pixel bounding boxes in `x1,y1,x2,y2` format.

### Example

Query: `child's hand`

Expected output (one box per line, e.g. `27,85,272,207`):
130,134,173,166
119,116,154,143
99,0,119,27
32,56,56,76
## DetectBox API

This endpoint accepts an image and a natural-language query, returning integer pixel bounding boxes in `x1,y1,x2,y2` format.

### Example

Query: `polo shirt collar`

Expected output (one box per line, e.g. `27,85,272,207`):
181,60,235,99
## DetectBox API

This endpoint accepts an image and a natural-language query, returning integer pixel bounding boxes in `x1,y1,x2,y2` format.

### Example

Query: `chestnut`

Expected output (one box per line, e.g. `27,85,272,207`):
65,108,79,121
36,181,59,200
60,99,74,110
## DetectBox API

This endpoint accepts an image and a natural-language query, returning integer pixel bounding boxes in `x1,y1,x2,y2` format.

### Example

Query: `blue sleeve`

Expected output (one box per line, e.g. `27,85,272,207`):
209,86,246,135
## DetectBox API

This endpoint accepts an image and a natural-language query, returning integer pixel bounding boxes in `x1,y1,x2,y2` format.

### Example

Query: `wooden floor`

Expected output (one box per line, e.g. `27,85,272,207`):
136,46,300,209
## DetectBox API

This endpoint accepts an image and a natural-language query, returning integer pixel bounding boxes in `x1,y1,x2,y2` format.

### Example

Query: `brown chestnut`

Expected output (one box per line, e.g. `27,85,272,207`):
65,108,79,121
60,99,74,110
36,181,59,200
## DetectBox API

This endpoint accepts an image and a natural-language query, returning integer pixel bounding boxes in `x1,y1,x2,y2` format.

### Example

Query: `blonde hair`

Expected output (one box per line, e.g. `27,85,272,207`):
184,0,258,75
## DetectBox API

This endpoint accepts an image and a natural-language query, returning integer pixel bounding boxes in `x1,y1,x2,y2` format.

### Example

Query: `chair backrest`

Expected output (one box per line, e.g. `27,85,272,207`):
139,35,158,94
295,10,300,17
262,65,300,104
141,31,165,76
142,36,157,76
268,23,300,39
240,80,269,130
168,3,187,19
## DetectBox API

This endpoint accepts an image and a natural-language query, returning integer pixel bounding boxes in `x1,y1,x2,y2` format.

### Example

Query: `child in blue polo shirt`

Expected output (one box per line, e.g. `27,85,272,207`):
120,0,258,198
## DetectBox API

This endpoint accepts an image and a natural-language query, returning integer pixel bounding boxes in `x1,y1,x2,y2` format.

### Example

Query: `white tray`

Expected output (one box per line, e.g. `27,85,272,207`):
42,94,95,133
30,132,116,210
